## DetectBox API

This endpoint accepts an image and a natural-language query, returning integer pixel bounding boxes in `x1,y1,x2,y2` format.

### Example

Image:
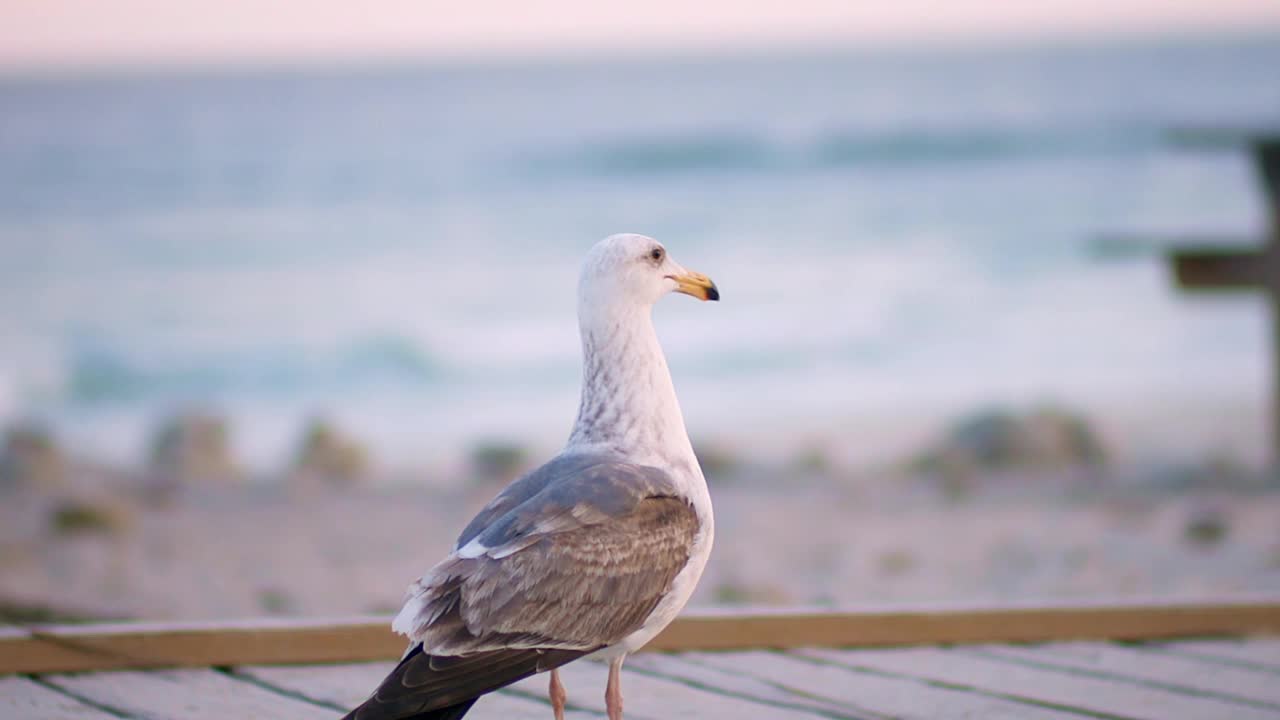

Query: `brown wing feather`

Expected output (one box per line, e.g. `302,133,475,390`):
423,495,699,653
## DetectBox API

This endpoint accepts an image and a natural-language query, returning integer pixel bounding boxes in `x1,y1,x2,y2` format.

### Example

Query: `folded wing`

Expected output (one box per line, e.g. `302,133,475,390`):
351,459,699,719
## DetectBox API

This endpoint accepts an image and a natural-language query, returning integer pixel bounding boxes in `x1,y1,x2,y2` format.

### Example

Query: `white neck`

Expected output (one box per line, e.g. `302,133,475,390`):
566,304,697,472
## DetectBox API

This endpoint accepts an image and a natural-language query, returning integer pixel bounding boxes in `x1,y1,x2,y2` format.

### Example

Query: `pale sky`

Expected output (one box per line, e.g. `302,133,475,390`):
3,0,1279,70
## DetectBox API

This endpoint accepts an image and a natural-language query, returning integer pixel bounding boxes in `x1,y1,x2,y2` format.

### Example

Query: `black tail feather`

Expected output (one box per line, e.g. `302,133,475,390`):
341,697,476,720
340,642,589,720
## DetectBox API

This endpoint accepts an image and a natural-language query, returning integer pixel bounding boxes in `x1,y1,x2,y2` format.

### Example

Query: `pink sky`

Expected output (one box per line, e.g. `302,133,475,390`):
3,0,1280,69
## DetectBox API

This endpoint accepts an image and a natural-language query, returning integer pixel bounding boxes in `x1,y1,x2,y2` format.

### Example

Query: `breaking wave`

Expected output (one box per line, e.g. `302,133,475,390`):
524,126,1155,177
64,334,442,404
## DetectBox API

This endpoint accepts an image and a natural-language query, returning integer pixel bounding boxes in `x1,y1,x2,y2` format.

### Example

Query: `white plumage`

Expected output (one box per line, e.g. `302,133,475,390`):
350,234,719,720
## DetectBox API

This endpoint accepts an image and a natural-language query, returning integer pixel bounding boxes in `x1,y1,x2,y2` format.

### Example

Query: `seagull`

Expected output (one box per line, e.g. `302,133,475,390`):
343,233,719,720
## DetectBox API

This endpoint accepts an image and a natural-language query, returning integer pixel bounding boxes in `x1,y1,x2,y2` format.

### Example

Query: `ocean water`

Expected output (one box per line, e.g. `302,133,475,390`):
2,34,1278,473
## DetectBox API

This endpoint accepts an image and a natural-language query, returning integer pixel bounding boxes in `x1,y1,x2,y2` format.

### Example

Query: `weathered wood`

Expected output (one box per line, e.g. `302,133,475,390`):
1257,138,1280,221
241,662,599,719
1,616,398,675
2,597,1278,674
508,657,825,720
1156,637,1280,671
236,662,384,710
972,641,1280,709
800,645,1280,720
625,652,869,719
646,598,1280,653
680,649,1086,719
1173,249,1272,290
44,668,333,720
0,676,119,720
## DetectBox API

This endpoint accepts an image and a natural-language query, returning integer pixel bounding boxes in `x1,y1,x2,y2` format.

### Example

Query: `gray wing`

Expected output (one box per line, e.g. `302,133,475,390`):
352,458,699,719
454,453,631,549
393,456,698,654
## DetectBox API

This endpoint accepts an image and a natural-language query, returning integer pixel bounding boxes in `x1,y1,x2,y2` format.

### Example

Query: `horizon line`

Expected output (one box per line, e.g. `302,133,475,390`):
2,23,1278,80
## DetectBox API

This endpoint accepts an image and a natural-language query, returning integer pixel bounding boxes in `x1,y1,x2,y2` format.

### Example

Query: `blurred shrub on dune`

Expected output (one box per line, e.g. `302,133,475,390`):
469,440,529,485
291,418,370,491
147,411,241,501
694,441,740,482
913,406,1107,493
49,499,134,537
1,422,67,493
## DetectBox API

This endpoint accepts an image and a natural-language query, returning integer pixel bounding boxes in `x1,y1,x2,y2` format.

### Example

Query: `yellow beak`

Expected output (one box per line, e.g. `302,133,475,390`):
668,269,720,302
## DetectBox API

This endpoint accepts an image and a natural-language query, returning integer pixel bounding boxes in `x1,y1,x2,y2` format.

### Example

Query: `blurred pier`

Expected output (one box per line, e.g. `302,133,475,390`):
1169,135,1280,460
1106,132,1280,461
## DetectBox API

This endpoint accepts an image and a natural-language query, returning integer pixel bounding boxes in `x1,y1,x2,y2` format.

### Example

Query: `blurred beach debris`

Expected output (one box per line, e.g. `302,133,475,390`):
694,440,741,482
48,498,134,538
913,406,1107,492
468,440,529,484
0,422,67,493
146,411,241,500
290,418,370,491
1183,501,1230,547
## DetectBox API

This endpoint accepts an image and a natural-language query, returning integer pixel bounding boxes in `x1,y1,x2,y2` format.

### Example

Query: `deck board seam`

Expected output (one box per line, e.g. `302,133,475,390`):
496,686,612,718
753,651,908,719
217,666,349,713
1142,646,1280,676
674,652,905,720
957,646,1280,711
622,655,885,717
25,674,137,720
786,650,1144,720
611,655,880,717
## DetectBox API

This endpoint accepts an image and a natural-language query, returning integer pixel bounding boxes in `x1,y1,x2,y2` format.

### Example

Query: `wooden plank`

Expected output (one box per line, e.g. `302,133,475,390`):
1172,249,1272,290
44,668,333,720
675,649,1087,720
1257,137,1280,206
624,652,871,719
1156,637,1280,672
241,662,599,719
508,657,824,720
646,597,1280,654
3,597,1279,674
1,616,400,675
235,662,383,710
800,646,1278,720
970,641,1280,709
0,676,120,720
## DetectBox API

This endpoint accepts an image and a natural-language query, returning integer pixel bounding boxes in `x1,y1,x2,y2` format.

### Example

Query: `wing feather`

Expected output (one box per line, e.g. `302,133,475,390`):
357,459,699,720
406,495,697,653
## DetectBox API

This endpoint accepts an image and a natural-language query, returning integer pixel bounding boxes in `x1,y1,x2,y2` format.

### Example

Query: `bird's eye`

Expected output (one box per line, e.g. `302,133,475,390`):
649,247,665,263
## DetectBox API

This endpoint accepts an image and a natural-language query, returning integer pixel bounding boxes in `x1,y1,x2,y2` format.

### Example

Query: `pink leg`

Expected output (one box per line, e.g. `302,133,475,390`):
605,656,625,720
548,668,567,720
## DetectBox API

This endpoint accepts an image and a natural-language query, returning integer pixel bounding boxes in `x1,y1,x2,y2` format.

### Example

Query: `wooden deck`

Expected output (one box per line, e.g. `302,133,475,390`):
4,599,1280,719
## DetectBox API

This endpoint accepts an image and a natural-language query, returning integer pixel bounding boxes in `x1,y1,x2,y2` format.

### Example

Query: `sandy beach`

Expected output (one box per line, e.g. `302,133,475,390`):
3,473,1277,622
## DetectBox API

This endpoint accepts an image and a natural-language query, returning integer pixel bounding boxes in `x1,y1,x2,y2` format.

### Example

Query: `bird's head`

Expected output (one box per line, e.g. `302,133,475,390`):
578,234,719,321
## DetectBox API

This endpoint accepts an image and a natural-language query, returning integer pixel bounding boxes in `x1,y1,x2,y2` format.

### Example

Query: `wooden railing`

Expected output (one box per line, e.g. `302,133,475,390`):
3,596,1278,675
